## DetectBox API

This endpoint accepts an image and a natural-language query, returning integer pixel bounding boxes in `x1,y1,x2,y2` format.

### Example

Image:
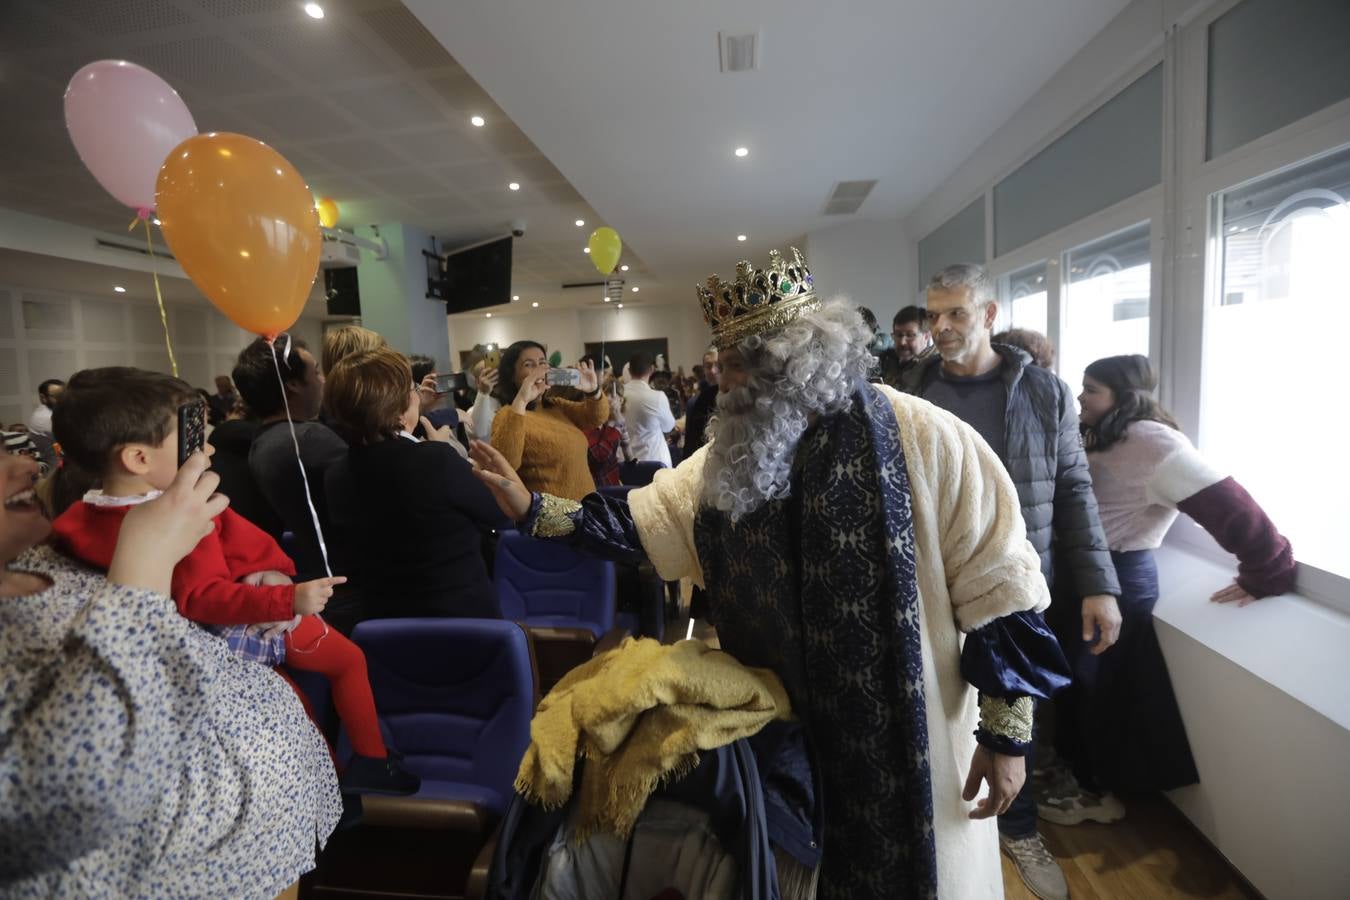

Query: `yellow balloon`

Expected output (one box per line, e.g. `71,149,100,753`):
587,226,622,275
317,196,339,229
156,133,320,339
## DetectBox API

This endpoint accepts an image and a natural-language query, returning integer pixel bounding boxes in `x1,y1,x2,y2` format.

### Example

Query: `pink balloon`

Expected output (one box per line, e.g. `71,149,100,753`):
64,60,197,212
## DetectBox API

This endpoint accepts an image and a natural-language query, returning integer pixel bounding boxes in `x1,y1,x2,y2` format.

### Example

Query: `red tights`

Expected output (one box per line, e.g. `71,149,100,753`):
281,616,386,758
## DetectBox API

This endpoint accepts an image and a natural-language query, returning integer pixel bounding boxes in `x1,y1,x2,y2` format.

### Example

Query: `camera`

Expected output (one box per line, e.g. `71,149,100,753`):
510,218,526,238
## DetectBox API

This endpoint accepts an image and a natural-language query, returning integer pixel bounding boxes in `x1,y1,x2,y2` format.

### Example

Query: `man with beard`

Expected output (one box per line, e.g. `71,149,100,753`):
877,305,934,390
469,248,1069,900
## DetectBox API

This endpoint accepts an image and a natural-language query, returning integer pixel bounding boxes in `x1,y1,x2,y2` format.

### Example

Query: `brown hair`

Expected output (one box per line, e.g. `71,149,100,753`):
322,325,387,377
993,328,1055,368
1081,354,1180,452
325,347,412,445
49,367,198,514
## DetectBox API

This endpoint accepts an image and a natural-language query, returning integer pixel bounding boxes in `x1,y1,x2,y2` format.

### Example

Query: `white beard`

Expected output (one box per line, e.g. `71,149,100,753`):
701,383,812,521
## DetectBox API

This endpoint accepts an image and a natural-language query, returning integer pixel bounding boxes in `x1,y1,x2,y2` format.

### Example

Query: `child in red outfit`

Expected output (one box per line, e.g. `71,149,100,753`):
49,367,418,797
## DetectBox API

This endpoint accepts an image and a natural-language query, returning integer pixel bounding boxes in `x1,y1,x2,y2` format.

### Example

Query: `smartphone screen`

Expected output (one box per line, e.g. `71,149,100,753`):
177,399,207,467
434,372,469,394
545,367,581,387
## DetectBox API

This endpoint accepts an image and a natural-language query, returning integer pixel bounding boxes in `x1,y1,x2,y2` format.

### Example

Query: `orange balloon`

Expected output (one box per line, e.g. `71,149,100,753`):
156,132,320,338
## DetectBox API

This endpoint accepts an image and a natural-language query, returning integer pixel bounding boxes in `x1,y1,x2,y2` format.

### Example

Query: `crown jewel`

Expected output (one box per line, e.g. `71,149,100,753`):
697,247,820,349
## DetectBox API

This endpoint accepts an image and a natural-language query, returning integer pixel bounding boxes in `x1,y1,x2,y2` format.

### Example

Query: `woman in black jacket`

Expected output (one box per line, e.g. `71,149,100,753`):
322,346,505,630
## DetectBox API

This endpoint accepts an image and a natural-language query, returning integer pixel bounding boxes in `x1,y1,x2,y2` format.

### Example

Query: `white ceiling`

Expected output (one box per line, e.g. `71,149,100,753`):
0,0,1133,321
407,0,1134,290
0,0,648,314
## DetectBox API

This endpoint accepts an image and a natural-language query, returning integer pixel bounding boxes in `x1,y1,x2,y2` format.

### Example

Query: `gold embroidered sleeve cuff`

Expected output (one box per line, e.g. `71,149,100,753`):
527,493,583,539
978,695,1034,744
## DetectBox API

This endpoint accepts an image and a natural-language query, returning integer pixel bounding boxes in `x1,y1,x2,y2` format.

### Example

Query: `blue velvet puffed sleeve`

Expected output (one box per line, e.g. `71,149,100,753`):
520,491,647,567
961,610,1071,756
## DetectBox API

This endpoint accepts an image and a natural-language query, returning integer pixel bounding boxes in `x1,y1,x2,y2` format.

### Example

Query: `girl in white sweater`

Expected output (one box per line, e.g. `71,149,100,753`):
1040,354,1294,825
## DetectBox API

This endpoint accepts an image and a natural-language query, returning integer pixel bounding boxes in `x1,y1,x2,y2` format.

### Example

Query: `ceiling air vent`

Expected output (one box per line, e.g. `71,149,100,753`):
719,31,760,72
822,180,879,215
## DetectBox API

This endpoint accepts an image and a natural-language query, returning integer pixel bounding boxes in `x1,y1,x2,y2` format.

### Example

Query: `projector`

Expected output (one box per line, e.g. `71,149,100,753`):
320,236,362,269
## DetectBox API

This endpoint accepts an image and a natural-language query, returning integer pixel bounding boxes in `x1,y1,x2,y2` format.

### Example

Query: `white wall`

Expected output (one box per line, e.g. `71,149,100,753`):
804,219,917,323
0,280,324,425
447,300,710,372
1154,546,1350,900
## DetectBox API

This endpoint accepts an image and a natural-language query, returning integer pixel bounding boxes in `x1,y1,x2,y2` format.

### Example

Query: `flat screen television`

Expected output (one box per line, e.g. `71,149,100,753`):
433,236,513,313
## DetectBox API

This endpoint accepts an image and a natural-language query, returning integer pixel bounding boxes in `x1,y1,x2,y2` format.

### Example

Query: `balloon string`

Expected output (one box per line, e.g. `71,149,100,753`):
142,219,179,378
268,333,331,655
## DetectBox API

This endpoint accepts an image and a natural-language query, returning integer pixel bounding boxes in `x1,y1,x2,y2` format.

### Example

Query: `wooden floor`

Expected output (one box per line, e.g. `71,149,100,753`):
682,617,1258,899
999,793,1261,900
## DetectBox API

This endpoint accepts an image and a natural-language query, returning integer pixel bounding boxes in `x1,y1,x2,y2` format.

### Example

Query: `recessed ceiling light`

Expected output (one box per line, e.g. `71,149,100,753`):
617,303,624,309
470,115,485,127
583,246,590,253
575,219,585,227
631,286,639,293
737,234,747,241
113,285,126,293
531,301,539,308
604,297,610,302
620,264,629,272
152,218,161,226
734,146,749,158
508,182,520,191
303,3,324,19
485,312,492,318
512,294,519,301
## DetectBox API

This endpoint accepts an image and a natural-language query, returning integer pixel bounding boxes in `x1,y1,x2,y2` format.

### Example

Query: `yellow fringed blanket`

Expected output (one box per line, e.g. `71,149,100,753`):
514,637,791,838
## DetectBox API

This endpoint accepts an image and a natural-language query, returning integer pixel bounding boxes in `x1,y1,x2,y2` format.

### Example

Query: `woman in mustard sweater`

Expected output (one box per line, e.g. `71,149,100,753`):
491,341,608,501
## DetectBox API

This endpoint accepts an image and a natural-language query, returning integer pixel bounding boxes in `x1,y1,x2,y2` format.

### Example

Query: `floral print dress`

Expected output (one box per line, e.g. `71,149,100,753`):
0,546,341,898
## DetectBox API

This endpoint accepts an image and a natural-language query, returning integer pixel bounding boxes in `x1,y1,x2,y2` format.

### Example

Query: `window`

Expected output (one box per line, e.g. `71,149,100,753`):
1058,222,1151,387
997,261,1049,336
1205,145,1350,579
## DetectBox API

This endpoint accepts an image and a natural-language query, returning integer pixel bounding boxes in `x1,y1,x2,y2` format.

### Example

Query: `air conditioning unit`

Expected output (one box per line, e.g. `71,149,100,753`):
320,235,362,269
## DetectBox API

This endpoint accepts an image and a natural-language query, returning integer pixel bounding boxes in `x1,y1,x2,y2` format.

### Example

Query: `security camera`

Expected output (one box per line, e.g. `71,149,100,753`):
510,218,526,238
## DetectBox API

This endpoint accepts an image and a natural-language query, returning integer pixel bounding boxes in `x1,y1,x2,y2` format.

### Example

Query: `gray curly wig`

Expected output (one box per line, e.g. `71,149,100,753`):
703,298,875,520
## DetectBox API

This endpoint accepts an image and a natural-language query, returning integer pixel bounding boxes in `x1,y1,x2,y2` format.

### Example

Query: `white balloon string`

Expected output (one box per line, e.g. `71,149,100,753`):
268,333,331,654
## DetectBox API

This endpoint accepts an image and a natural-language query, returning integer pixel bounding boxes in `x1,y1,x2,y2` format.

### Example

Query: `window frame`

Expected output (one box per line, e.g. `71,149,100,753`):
915,0,1350,609
1169,2,1350,612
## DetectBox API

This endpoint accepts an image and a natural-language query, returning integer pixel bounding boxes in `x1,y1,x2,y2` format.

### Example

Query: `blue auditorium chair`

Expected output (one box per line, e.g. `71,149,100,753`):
598,483,634,501
308,618,537,899
495,530,620,693
495,530,616,638
619,459,665,486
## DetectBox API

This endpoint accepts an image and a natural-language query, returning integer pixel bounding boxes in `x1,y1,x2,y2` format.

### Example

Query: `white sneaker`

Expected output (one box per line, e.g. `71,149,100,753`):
999,832,1069,900
1038,787,1126,826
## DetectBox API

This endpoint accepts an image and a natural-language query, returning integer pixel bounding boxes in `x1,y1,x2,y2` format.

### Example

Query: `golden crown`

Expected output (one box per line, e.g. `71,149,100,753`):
697,247,821,349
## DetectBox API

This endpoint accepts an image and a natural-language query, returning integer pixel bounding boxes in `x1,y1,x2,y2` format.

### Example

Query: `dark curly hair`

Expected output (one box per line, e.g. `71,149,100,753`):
492,340,548,408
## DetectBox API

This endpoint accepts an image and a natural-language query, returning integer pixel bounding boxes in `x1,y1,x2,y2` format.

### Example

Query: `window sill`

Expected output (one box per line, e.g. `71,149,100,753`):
1152,542,1350,731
